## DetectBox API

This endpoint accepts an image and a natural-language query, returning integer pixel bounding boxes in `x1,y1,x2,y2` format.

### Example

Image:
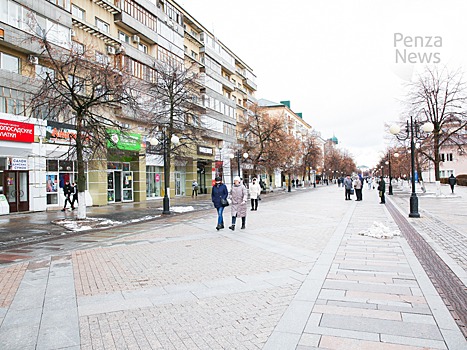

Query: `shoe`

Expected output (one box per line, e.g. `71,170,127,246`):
61,208,66,211
72,207,75,210
251,209,255,211
216,225,221,231
241,225,246,229
220,223,224,229
229,225,235,231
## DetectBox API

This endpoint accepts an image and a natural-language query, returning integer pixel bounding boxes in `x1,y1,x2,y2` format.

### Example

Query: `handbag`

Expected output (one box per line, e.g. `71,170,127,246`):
220,198,229,207
350,188,354,195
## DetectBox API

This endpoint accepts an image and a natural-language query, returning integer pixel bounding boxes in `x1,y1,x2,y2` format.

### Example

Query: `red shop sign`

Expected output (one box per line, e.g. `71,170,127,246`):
0,119,34,143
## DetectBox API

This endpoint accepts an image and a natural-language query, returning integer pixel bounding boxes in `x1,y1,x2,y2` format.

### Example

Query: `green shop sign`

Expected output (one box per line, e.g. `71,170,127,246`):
107,130,142,151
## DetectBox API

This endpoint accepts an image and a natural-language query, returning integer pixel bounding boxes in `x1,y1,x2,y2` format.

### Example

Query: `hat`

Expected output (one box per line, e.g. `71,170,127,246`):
233,176,241,182
215,176,222,182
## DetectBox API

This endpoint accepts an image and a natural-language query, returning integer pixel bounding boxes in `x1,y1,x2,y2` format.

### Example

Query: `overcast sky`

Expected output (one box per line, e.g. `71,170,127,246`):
178,0,467,168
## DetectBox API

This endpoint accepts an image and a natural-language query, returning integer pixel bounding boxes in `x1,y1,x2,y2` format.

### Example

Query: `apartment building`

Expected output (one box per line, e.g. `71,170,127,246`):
257,99,320,188
0,0,257,213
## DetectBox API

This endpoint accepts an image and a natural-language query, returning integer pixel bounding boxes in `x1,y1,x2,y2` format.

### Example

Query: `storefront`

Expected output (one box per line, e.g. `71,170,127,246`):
0,117,36,213
107,162,133,202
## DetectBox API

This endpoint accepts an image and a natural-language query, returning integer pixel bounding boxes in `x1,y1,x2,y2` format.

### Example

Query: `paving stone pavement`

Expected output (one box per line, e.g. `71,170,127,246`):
0,184,466,349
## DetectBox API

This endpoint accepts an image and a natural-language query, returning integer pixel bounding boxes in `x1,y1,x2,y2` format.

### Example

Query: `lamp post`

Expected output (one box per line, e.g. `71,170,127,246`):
148,131,179,215
229,151,248,177
390,116,434,218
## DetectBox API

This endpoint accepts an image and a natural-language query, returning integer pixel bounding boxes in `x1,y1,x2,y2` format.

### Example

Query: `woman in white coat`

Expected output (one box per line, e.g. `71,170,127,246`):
249,177,262,211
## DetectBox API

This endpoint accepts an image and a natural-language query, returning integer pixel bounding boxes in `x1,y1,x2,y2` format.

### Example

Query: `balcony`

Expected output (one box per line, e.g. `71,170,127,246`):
94,0,121,14
221,76,235,92
72,17,120,46
243,77,257,91
184,31,203,47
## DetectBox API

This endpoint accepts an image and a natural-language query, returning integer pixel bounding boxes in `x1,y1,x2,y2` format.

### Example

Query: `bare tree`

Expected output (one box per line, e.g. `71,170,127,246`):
299,134,323,182
28,34,141,219
144,60,205,198
407,66,467,180
238,104,289,178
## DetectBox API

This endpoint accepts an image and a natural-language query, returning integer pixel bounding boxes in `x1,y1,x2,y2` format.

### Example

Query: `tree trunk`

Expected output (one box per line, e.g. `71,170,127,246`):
76,115,87,220
433,131,441,181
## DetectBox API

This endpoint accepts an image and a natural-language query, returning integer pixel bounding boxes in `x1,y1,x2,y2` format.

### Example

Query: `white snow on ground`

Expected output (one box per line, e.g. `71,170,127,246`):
166,206,195,213
53,207,193,232
358,221,401,239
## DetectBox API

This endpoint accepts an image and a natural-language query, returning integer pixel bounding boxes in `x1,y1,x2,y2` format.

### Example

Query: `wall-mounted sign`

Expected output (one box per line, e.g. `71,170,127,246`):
0,119,34,143
107,130,141,152
10,158,28,170
198,146,213,155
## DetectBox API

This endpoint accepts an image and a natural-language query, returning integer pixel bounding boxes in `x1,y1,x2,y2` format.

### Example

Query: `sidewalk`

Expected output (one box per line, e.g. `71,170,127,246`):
0,184,466,349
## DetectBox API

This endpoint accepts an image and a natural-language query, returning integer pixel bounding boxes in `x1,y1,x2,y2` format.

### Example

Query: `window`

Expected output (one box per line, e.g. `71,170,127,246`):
71,4,85,20
121,0,157,31
68,75,84,94
95,18,109,33
71,41,84,54
138,43,148,54
0,52,20,73
440,154,445,162
95,51,109,65
47,0,71,10
191,50,198,60
447,153,453,161
119,31,130,43
0,86,25,115
35,64,54,80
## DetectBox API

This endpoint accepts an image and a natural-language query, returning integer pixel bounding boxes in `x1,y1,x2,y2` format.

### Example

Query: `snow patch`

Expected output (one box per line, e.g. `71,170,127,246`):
358,221,401,239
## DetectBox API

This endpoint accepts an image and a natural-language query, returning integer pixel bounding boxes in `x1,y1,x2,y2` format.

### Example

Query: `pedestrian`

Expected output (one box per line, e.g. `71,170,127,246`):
71,182,78,210
378,176,386,204
249,177,262,211
368,176,372,190
448,174,457,194
61,180,74,211
192,179,199,197
343,175,353,200
229,176,248,230
353,176,362,201
211,176,228,231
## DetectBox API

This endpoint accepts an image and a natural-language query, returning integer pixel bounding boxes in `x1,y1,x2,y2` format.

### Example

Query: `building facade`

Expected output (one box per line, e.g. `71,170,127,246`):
0,0,256,213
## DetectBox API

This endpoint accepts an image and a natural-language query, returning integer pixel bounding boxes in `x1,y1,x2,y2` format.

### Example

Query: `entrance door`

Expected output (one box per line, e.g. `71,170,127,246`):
4,171,29,212
114,171,122,202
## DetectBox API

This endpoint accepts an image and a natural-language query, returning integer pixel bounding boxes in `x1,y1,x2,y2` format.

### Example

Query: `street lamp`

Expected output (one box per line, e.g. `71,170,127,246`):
390,116,434,218
148,132,180,215
229,151,248,177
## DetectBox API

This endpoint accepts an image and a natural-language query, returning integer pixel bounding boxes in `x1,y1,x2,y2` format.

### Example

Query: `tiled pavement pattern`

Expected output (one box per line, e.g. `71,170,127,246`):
0,184,466,349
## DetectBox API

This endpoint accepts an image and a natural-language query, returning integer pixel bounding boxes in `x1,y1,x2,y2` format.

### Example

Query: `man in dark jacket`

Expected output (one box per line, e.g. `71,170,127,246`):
62,181,74,211
378,176,386,204
71,182,78,209
448,174,457,194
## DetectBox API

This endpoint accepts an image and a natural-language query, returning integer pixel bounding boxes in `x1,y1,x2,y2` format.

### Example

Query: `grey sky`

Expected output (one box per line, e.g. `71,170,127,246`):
179,0,467,167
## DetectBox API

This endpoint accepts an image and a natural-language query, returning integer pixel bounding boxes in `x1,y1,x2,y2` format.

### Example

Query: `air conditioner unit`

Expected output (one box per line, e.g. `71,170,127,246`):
106,46,116,55
28,55,39,65
132,35,140,43
71,30,76,37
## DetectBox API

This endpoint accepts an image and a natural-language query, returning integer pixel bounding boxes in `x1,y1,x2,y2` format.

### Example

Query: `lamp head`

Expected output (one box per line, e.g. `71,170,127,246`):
171,135,180,144
421,122,434,133
389,124,401,135
242,152,249,159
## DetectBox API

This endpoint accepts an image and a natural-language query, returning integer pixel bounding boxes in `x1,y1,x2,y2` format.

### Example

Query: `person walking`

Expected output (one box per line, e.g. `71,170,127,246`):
378,176,386,204
343,175,353,200
71,182,78,210
229,176,248,230
448,174,457,194
353,176,363,201
211,176,228,231
368,176,373,190
61,180,74,211
192,179,199,197
249,177,262,211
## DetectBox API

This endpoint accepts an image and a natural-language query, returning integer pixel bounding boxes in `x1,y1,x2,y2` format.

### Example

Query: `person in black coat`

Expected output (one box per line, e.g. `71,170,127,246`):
448,174,457,194
71,182,78,209
378,176,386,204
61,181,74,211
211,176,228,231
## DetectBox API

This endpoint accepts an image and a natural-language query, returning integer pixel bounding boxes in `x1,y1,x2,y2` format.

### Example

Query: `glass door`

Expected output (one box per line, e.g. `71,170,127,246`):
175,171,186,196
4,171,29,212
107,171,115,202
114,171,122,202
122,171,133,201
